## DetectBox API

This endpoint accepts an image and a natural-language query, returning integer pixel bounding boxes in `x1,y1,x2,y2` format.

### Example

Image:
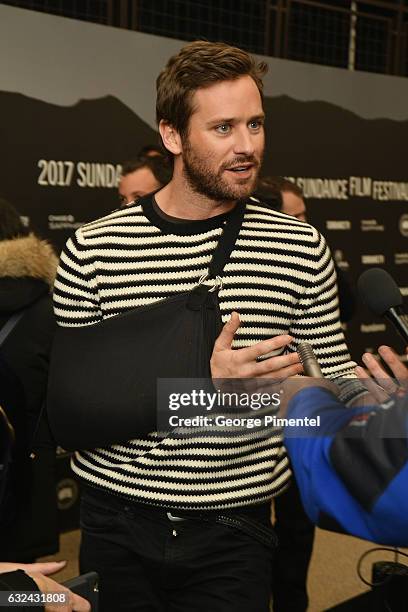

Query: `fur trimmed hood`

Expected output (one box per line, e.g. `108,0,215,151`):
0,234,58,288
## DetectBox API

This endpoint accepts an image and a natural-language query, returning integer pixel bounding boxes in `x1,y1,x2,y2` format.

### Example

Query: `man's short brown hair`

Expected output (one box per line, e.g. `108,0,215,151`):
258,176,304,199
254,177,305,211
121,156,172,187
156,40,268,139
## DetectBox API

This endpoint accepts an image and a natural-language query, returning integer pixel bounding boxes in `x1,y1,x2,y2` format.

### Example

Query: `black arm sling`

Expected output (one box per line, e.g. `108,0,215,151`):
47,201,245,451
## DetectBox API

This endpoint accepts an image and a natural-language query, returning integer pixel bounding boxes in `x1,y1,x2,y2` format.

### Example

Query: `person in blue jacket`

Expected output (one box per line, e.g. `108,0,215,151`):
281,345,408,547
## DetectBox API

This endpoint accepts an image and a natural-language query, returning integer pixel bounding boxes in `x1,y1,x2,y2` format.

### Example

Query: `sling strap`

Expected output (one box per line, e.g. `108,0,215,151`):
207,200,246,278
0,311,25,347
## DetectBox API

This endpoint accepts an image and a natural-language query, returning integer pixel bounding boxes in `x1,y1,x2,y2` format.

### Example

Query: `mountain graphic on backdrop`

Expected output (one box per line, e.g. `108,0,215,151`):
1,90,408,192
0,91,158,186
0,90,407,249
0,92,160,246
262,95,408,177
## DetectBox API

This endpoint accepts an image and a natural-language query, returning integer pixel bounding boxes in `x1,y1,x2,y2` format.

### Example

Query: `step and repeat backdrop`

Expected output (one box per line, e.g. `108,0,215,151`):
260,95,408,361
1,4,408,370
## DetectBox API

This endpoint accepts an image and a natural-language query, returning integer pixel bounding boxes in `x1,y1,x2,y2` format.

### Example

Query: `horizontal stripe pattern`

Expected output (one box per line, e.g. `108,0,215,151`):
54,198,358,509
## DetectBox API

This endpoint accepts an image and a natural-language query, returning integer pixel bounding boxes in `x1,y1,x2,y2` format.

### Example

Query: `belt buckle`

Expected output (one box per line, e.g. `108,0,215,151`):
167,511,186,522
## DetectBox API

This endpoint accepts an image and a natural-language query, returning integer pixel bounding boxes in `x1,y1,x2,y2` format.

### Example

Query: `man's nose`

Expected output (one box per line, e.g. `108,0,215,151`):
232,127,256,156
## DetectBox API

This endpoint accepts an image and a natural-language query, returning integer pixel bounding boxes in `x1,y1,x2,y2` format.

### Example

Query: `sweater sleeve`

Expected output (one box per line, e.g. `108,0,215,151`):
53,230,103,327
289,229,364,403
0,570,43,611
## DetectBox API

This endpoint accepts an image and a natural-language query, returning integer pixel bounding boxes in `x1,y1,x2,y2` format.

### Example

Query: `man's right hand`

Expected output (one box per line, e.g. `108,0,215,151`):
210,312,303,379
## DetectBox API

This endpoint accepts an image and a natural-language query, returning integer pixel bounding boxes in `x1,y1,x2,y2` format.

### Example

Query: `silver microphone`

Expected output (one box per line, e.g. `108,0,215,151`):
297,342,323,377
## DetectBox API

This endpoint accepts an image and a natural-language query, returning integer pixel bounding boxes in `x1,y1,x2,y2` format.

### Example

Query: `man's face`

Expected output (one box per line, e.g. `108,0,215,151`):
180,76,265,201
118,167,162,206
281,191,307,222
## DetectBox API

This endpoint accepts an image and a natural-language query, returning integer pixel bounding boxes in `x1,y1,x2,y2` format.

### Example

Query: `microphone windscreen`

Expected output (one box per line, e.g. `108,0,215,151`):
357,268,403,316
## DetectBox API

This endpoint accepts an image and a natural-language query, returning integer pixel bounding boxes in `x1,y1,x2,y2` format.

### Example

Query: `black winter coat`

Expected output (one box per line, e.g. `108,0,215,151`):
0,234,58,561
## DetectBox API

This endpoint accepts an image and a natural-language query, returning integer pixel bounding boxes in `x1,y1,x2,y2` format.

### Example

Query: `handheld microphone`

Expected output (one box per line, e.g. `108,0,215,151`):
357,268,408,343
297,342,323,377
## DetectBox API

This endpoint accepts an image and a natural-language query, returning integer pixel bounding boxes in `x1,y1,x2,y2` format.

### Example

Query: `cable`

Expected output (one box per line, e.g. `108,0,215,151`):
356,547,408,588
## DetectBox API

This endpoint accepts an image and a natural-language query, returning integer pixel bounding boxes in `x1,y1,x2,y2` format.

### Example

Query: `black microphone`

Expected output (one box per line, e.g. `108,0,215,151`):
357,268,408,343
297,342,323,377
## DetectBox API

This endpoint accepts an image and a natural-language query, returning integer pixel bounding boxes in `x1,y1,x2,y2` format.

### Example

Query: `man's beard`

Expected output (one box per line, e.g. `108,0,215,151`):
182,139,262,201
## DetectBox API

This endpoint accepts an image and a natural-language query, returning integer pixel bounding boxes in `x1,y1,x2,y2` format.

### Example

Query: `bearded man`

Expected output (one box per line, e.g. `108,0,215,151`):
53,41,362,612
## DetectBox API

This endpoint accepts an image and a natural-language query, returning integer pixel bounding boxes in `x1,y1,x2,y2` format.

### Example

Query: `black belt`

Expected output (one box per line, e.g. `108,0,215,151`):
82,485,278,549
175,510,278,549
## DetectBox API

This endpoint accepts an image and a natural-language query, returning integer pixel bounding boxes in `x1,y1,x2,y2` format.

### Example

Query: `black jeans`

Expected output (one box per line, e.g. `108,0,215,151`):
271,482,315,612
79,486,275,612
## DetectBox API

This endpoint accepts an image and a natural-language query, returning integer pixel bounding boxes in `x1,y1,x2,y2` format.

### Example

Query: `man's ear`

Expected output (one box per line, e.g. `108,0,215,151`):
159,120,182,156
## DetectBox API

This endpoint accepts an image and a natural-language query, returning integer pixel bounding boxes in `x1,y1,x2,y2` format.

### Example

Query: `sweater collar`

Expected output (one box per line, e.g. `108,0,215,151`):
140,193,233,235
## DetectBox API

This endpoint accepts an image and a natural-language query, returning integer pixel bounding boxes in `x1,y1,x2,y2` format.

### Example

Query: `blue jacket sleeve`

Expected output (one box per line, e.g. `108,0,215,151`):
284,387,408,546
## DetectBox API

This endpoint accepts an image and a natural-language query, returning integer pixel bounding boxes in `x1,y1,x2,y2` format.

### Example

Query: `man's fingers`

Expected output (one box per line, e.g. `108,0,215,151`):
252,351,301,376
362,352,388,380
258,362,304,380
213,312,240,351
355,366,390,403
243,334,294,362
361,352,399,394
68,591,91,612
25,561,67,576
378,345,408,387
358,346,408,397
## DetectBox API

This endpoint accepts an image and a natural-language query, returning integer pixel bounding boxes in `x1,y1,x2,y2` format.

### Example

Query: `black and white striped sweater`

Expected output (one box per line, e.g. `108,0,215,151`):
53,195,357,510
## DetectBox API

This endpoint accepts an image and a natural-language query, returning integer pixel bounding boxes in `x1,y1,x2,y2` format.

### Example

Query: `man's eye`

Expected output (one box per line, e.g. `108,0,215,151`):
249,120,262,130
215,124,231,134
